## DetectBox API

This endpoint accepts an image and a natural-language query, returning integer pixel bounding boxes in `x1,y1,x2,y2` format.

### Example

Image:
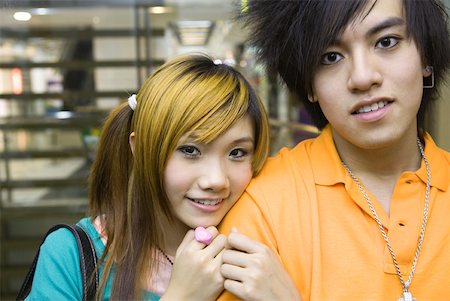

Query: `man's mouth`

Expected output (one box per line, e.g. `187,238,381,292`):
353,100,391,114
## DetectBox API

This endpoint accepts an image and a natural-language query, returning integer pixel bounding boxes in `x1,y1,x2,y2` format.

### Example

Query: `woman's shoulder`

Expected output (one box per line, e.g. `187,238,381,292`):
77,216,106,258
40,218,100,261
25,222,85,300
41,224,83,256
77,217,101,242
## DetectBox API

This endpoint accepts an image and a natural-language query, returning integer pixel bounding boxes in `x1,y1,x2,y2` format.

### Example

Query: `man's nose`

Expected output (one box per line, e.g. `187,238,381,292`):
347,51,383,92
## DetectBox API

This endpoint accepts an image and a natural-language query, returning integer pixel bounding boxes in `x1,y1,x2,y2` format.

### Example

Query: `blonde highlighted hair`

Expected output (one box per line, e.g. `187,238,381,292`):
89,54,269,300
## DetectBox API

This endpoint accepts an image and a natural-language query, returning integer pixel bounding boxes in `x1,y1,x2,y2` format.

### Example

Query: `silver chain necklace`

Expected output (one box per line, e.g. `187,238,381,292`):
341,138,431,301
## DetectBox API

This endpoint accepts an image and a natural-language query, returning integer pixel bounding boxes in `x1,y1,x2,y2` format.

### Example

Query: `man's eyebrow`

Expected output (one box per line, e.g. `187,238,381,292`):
366,17,405,38
330,17,405,47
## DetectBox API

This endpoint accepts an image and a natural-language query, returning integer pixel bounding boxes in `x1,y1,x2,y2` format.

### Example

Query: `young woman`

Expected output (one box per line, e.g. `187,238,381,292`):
219,0,450,300
25,54,270,300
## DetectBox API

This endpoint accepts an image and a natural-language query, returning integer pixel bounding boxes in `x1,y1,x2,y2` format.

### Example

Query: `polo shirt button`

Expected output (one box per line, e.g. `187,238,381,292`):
405,180,412,184
398,221,406,227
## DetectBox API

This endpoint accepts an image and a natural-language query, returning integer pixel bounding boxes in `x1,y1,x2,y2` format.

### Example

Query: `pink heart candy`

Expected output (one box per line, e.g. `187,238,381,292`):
194,226,213,245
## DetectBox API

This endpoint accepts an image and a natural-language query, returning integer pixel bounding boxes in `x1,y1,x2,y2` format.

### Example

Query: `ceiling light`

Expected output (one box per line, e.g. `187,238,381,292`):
34,8,50,15
149,6,173,14
13,11,32,21
173,20,214,46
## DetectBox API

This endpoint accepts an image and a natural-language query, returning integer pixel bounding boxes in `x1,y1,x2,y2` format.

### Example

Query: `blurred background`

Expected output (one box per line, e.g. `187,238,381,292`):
0,0,449,299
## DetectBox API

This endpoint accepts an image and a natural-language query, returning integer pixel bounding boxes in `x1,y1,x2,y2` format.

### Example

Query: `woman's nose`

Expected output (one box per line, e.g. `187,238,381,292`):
197,159,230,191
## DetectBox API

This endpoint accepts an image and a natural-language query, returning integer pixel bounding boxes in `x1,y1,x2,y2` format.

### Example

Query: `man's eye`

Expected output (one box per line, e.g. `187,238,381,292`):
321,52,343,65
179,145,200,157
376,37,400,49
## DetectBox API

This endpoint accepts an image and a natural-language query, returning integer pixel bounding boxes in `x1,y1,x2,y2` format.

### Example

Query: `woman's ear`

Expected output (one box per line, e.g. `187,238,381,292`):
129,132,135,155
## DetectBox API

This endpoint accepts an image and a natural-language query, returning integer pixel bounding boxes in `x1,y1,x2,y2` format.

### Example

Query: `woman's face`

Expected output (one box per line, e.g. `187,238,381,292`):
164,115,255,231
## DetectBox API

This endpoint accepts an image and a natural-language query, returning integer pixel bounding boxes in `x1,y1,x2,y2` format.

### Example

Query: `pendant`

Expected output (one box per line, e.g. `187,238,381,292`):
397,291,417,301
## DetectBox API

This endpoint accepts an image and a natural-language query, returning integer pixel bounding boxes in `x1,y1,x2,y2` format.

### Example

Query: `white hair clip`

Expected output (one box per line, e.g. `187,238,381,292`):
128,94,137,111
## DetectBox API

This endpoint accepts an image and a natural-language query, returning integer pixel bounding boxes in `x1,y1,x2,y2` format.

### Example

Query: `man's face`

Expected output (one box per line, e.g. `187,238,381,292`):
311,0,431,151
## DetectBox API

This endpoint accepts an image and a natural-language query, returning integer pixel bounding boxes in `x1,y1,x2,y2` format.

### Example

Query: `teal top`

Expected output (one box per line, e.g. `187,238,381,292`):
25,217,160,301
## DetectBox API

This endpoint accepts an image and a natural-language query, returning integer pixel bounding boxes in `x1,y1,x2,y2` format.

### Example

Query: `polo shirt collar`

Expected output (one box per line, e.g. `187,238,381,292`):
309,125,347,186
309,125,448,191
419,133,448,192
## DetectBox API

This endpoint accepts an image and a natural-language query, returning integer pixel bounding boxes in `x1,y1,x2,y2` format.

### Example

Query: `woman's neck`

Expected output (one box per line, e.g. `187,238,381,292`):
159,216,191,256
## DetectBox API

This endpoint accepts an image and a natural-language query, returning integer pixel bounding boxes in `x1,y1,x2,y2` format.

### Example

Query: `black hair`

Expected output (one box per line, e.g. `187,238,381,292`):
242,0,450,129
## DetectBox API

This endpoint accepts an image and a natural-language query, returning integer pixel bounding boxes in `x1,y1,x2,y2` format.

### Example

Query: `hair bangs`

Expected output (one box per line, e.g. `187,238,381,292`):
304,0,372,89
177,74,249,145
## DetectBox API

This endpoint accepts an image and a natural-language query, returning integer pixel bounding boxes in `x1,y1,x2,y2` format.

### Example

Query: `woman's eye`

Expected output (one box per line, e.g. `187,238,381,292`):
229,148,248,159
376,36,400,49
321,52,343,65
179,145,200,157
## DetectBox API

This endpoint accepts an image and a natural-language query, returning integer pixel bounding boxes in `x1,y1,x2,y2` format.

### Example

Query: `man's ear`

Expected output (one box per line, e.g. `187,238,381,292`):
308,93,318,103
308,86,318,103
423,65,433,77
129,132,135,155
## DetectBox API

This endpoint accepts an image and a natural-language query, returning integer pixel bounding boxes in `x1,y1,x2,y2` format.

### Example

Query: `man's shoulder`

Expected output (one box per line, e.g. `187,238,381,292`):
438,146,450,162
256,138,315,178
246,138,317,199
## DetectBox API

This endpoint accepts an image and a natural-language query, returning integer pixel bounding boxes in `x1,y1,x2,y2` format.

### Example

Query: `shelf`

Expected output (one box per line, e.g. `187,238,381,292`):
1,238,42,252
0,148,88,159
0,113,107,129
0,59,165,69
0,177,87,189
0,91,133,100
0,202,88,217
0,28,165,39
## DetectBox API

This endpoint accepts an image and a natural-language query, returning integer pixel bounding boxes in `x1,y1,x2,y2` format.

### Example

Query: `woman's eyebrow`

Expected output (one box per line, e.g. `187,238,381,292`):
365,17,405,38
232,137,255,144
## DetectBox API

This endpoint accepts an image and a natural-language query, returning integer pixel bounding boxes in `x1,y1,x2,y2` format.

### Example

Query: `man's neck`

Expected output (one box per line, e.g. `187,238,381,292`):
332,129,422,215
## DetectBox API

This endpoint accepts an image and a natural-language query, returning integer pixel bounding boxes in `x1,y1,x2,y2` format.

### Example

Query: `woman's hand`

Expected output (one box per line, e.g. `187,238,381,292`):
221,228,301,301
161,227,226,301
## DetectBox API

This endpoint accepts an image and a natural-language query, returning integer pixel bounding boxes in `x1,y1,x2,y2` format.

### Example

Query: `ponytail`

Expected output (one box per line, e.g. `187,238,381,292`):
89,102,133,216
88,102,135,299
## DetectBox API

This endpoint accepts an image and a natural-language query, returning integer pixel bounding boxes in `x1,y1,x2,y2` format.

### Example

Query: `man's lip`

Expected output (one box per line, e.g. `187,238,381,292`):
350,97,393,114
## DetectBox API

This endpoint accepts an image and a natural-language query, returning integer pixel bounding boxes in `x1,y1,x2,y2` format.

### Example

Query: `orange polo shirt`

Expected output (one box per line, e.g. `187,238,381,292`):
218,126,450,300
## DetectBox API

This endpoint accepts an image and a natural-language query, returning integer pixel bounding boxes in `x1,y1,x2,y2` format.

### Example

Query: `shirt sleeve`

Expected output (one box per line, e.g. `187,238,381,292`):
217,188,278,301
25,228,83,301
219,189,277,250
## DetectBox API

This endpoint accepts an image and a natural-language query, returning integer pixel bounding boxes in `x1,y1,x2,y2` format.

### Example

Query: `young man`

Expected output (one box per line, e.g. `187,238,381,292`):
219,0,450,300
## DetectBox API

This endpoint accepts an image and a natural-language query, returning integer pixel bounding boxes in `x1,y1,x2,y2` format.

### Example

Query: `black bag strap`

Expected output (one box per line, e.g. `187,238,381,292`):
16,224,98,301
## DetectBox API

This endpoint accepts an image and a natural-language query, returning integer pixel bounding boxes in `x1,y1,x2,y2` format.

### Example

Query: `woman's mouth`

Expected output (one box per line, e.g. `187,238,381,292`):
188,198,224,206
